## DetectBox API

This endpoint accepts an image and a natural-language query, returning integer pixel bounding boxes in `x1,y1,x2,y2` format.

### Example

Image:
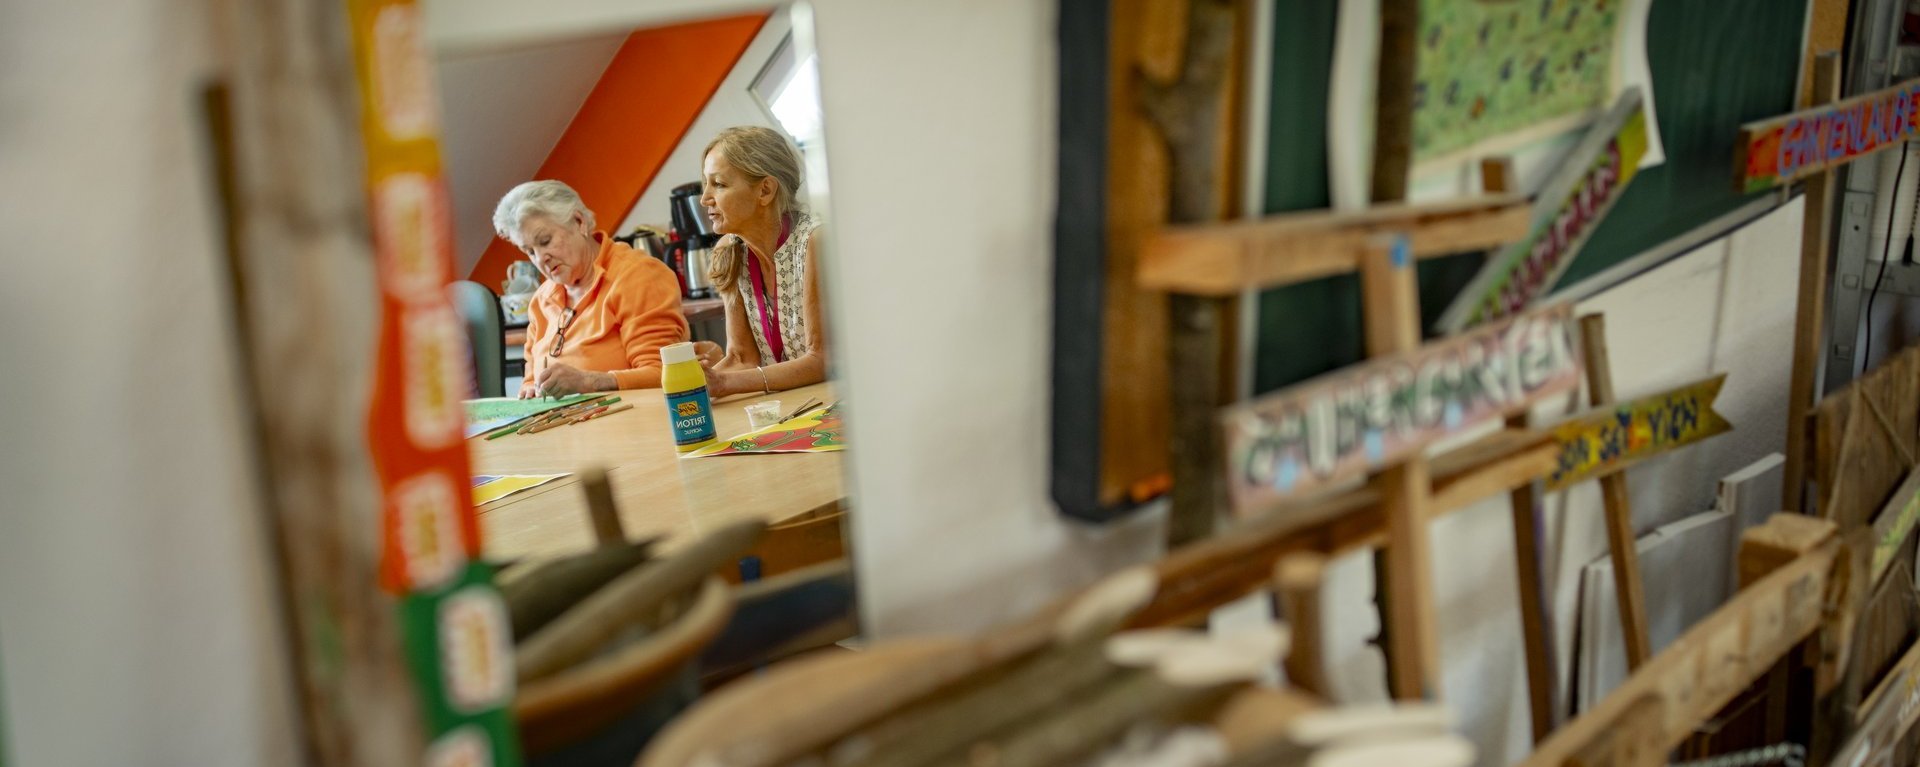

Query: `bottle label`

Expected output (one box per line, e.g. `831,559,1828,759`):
665,386,716,447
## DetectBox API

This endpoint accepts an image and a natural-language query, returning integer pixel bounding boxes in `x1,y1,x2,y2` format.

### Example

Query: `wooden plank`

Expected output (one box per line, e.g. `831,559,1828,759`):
213,0,429,761
1736,76,1920,192
1579,314,1653,671
1138,195,1530,295
1358,237,1441,700
1870,468,1920,585
1437,89,1650,333
1223,303,1580,514
1127,428,1553,629
1517,515,1841,765
1782,53,1844,511
1835,640,1920,767
1544,374,1734,491
1816,348,1920,526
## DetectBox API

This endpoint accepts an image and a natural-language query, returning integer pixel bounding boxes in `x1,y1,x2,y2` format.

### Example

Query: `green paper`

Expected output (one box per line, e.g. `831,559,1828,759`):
464,394,594,438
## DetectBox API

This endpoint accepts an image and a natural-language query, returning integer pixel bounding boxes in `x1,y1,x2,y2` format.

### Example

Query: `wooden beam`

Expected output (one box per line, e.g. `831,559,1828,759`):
213,0,425,761
1579,314,1653,670
1126,427,1554,629
1359,239,1441,701
1138,195,1530,295
1835,639,1920,767
1782,52,1843,511
1869,468,1920,585
1517,515,1841,765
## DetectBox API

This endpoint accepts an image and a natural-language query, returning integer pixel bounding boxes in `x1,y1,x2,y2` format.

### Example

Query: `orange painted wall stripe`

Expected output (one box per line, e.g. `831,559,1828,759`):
468,11,769,288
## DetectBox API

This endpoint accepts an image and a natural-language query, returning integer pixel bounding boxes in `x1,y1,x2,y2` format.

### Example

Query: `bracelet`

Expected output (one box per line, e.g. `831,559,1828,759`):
757,366,771,394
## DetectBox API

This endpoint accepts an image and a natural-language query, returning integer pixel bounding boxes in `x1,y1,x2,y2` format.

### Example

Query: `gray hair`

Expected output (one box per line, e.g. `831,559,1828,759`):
704,126,804,220
492,180,595,245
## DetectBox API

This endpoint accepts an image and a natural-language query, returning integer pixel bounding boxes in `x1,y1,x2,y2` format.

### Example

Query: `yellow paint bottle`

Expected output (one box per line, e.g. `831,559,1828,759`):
660,342,717,452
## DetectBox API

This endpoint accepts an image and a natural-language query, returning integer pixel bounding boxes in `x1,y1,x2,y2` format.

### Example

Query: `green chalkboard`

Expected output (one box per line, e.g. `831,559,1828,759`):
1255,0,1808,393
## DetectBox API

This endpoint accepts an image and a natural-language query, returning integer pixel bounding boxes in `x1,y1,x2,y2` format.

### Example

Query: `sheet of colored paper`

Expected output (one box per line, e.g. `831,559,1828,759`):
685,403,846,458
471,474,568,506
463,394,593,438
1413,0,1622,161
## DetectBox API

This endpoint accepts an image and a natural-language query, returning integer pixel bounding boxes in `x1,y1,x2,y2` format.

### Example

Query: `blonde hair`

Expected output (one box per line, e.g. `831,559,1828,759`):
704,127,804,292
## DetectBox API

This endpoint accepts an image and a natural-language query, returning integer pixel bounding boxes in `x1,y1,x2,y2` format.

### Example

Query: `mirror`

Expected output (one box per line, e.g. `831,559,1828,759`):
430,3,853,739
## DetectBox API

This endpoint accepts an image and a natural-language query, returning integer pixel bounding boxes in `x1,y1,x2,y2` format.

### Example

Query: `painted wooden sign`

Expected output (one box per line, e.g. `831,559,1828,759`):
1437,89,1648,333
1545,375,1732,491
346,0,521,763
1736,77,1920,193
1225,303,1581,514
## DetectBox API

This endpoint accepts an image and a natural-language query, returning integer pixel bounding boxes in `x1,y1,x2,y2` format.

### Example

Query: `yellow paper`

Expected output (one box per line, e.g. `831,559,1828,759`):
471,474,566,506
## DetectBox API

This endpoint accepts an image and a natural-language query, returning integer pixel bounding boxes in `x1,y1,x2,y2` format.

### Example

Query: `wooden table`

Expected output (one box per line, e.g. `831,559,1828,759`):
472,381,844,561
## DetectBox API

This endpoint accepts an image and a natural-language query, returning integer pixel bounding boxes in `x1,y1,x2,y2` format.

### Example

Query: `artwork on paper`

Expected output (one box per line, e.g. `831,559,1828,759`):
1437,89,1648,332
685,403,846,458
463,395,594,438
1225,304,1582,514
1413,0,1623,163
1545,374,1732,491
1736,78,1920,192
471,474,567,506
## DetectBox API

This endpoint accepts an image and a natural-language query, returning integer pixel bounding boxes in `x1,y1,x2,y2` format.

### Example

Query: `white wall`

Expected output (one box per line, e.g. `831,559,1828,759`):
616,12,789,236
438,32,626,279
1313,199,1806,764
425,0,1169,637
807,0,1168,635
0,0,301,763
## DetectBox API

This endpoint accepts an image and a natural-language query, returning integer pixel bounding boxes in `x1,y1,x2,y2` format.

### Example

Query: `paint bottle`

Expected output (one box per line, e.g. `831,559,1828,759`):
660,342,717,452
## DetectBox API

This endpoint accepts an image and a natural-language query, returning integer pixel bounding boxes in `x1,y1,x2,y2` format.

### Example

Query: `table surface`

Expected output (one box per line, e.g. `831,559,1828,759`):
471,381,844,561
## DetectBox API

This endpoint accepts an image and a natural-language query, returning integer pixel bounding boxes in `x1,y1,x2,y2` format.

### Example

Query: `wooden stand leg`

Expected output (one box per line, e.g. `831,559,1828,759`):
1482,155,1557,739
1360,238,1441,700
579,466,627,547
1273,552,1331,698
1506,425,1559,742
1579,314,1653,670
1783,52,1843,512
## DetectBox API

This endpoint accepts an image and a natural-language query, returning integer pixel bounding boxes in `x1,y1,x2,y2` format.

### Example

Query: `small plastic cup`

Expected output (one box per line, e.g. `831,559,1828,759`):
745,400,783,431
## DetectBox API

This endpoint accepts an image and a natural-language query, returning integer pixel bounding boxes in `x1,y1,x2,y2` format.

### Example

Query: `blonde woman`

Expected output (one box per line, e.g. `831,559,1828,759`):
694,126,829,399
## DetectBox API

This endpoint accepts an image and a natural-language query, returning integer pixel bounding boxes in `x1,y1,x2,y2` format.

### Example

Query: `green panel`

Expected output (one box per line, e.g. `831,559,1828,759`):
1563,0,1805,285
1256,0,1807,392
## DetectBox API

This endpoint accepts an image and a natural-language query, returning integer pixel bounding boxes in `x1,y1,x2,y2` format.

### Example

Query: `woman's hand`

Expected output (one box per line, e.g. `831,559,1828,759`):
693,340,726,367
699,362,755,400
533,362,611,398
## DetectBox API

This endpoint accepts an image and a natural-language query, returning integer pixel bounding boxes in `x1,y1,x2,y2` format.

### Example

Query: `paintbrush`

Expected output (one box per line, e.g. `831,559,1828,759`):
512,396,612,435
777,398,826,424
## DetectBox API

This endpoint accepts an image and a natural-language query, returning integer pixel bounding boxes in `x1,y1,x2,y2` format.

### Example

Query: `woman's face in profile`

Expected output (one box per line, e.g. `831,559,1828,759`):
516,212,596,289
701,150,766,235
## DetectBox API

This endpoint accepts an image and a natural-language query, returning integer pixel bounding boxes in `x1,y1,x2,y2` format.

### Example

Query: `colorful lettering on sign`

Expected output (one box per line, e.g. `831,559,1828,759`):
1545,374,1732,491
1438,90,1647,333
1226,304,1582,514
1738,79,1920,192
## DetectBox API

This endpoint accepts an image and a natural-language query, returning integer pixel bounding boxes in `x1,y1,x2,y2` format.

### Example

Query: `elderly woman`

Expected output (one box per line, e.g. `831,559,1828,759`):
694,126,829,399
493,180,689,398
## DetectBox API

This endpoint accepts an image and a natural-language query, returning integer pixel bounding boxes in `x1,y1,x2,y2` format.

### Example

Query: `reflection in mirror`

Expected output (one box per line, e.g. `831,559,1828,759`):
432,5,852,760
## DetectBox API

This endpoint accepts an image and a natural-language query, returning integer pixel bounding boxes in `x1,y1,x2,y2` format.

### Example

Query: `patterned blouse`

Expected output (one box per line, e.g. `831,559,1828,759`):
735,211,821,364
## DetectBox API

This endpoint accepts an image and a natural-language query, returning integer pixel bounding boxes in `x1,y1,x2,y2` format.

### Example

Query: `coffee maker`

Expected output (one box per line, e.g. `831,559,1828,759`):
666,182,718,299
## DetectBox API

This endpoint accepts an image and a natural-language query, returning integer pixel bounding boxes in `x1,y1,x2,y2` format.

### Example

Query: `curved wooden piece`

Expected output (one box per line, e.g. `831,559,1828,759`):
641,637,999,767
514,576,733,755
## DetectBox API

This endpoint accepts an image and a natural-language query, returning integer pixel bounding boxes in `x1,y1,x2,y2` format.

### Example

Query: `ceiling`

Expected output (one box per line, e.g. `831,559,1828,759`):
436,31,627,281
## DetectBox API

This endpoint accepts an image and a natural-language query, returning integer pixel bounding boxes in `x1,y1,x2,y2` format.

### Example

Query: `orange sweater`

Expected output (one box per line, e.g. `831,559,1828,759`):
523,233,688,390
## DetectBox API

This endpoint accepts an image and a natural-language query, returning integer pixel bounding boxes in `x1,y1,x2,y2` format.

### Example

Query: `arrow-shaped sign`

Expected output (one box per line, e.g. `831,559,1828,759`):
1546,374,1733,491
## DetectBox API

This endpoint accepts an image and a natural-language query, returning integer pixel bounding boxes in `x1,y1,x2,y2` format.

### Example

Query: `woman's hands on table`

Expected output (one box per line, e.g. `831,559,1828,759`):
521,362,615,398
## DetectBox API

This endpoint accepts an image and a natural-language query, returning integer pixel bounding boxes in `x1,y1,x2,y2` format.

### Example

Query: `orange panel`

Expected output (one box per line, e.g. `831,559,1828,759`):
468,11,769,288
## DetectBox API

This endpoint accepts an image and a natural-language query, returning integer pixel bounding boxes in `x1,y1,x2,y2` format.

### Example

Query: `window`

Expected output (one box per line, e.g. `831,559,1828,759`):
750,35,824,148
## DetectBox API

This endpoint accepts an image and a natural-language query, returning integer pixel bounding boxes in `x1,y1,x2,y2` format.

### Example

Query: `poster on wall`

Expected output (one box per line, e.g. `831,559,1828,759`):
1328,0,1664,208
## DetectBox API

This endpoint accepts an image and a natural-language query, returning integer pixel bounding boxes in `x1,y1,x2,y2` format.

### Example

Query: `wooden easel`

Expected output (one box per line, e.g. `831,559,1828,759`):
1575,315,1655,671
